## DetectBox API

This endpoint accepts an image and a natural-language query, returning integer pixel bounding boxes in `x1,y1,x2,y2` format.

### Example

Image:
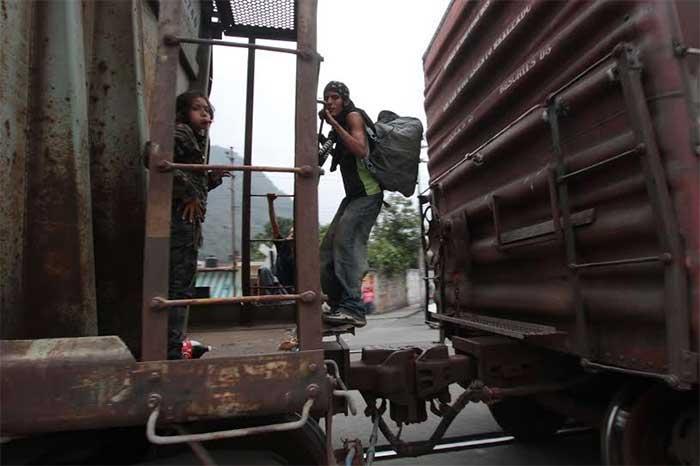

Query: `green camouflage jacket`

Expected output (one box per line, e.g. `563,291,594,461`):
172,123,222,212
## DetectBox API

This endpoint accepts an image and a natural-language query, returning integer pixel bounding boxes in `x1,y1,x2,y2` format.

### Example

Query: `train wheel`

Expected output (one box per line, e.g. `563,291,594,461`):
488,396,567,441
602,383,699,465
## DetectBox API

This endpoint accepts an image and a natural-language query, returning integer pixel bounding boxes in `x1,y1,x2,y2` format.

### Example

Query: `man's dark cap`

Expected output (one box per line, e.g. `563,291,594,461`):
323,81,350,101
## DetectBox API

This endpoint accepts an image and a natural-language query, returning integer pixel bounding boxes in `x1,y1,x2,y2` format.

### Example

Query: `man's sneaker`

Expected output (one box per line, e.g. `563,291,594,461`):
322,308,366,328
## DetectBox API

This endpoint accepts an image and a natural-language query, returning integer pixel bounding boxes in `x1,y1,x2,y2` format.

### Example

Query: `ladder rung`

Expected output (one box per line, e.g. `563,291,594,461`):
570,253,671,270
559,144,644,182
150,291,316,309
250,193,295,198
165,35,305,57
250,238,290,242
158,160,314,176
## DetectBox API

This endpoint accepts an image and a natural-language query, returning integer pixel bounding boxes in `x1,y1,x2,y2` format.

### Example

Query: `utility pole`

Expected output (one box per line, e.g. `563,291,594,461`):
228,147,238,296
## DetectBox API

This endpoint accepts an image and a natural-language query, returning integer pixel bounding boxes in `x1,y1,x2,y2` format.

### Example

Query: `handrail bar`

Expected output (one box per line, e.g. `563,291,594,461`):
165,35,323,61
147,398,315,445
158,160,315,176
150,291,316,309
426,50,617,191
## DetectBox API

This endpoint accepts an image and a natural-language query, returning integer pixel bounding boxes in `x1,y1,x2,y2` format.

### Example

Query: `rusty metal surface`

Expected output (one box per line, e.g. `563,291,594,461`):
1,0,331,444
350,346,471,425
240,37,255,318
423,1,699,383
151,290,315,308
88,0,148,357
140,0,184,361
293,0,322,350
0,338,328,435
160,160,312,174
0,0,31,339
1,0,212,349
171,35,303,55
0,336,135,365
24,0,98,338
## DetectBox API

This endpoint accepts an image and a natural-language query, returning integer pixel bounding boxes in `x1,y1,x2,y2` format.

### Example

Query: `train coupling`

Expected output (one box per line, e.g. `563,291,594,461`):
348,345,473,425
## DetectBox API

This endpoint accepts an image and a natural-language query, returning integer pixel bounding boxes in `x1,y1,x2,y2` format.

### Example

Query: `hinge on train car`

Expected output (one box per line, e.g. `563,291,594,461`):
613,43,643,71
680,351,699,382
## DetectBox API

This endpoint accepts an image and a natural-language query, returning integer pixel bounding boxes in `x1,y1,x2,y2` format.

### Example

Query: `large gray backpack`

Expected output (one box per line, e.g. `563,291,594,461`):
364,110,423,197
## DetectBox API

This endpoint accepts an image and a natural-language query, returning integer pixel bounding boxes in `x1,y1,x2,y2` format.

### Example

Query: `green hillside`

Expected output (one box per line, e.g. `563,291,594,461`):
199,145,293,261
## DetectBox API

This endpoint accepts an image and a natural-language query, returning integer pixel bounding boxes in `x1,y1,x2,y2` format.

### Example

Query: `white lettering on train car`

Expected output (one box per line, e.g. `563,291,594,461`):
442,4,532,113
499,45,552,94
443,0,492,73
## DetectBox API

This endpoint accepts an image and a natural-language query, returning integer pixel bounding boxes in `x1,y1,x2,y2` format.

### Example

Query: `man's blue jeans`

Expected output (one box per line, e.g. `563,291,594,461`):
321,192,383,317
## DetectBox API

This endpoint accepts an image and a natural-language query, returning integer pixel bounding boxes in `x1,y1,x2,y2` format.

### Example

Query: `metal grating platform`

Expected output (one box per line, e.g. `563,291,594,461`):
433,313,564,341
210,0,297,41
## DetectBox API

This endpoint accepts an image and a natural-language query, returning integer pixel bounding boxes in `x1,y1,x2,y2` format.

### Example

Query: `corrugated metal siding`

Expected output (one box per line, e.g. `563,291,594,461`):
0,0,215,350
196,271,234,298
423,0,699,378
0,0,32,338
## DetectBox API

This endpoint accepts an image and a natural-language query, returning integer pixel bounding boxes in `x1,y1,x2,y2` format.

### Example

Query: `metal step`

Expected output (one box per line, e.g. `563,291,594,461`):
433,313,564,340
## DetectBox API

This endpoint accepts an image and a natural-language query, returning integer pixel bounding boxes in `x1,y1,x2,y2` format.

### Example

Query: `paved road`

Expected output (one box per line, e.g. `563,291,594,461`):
324,306,602,466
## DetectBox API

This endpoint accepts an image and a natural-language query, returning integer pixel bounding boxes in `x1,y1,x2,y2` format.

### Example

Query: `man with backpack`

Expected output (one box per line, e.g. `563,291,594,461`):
319,81,383,328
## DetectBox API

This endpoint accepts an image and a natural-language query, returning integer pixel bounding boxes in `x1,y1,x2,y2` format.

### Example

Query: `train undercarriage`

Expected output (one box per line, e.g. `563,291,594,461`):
2,318,697,465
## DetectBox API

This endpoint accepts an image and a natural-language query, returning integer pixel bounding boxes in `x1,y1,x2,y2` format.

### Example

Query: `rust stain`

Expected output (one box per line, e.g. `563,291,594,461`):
207,365,240,389
97,60,108,74
242,361,290,379
91,141,106,158
209,392,259,416
108,377,133,403
1,0,7,21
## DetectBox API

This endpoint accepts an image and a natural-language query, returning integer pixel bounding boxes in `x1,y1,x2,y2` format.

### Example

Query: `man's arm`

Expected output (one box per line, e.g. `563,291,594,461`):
324,110,369,159
266,193,282,239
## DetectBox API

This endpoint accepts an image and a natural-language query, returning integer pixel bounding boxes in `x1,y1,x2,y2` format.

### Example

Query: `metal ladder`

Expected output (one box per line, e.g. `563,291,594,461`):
545,43,691,386
140,0,323,361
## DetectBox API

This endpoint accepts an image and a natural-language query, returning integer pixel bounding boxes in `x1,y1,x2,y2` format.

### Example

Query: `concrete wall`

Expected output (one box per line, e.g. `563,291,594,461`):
406,269,424,305
368,268,424,313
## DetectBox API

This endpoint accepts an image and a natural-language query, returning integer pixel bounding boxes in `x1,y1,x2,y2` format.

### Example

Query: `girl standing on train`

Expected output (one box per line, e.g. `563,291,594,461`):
167,90,226,359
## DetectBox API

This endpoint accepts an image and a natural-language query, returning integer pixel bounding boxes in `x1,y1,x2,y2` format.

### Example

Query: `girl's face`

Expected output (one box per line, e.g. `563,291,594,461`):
188,97,213,133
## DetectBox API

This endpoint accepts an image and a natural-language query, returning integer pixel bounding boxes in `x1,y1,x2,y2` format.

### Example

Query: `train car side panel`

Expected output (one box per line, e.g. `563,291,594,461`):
423,0,699,384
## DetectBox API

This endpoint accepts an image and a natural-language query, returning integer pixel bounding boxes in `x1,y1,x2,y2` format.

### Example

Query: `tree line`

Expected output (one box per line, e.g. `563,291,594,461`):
254,193,421,276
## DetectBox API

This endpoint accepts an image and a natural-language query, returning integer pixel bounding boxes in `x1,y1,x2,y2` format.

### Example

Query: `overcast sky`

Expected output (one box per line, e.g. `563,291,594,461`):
209,0,450,224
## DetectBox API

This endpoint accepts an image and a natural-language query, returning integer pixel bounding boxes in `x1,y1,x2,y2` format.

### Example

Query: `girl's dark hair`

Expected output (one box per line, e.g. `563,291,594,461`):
175,90,214,124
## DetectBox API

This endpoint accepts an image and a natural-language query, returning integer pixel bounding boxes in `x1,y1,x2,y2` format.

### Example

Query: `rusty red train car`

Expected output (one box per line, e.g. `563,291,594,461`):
422,0,698,463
